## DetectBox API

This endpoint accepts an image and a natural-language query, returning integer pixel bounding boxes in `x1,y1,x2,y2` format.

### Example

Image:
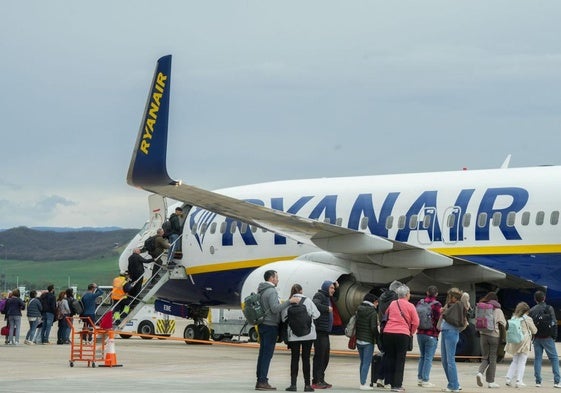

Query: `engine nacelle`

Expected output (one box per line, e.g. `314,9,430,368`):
240,259,374,323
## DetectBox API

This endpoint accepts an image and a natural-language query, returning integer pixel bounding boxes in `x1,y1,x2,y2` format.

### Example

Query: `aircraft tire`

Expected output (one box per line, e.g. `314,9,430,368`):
195,324,210,341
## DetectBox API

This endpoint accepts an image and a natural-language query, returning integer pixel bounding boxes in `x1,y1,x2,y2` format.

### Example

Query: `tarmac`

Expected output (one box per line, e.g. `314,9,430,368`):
2,319,561,393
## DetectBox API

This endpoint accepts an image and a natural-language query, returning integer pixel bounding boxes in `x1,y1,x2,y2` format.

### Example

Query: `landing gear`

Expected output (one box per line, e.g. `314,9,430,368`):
138,320,155,340
183,323,210,344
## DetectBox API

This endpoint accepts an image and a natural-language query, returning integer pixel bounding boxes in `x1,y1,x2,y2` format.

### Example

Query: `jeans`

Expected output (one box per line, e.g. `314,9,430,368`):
7,315,22,344
40,312,54,343
256,324,279,383
417,334,438,382
441,328,460,390
168,233,179,262
533,337,560,384
358,343,375,385
25,317,40,342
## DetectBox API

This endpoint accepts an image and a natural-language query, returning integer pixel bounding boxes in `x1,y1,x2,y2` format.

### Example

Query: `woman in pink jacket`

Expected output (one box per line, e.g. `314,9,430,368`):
381,284,419,392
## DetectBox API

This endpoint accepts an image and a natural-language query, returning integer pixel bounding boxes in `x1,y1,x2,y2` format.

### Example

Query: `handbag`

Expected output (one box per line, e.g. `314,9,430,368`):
1,325,9,336
348,334,357,350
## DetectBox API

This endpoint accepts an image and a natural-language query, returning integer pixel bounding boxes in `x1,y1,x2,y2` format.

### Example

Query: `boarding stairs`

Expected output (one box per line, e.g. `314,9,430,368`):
98,235,186,330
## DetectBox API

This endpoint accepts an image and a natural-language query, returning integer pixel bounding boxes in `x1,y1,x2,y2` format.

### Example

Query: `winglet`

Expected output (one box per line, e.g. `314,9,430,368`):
127,55,176,187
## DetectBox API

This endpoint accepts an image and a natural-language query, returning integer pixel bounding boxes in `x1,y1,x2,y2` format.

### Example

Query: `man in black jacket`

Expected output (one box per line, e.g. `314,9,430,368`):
128,248,153,301
39,284,56,344
312,280,339,389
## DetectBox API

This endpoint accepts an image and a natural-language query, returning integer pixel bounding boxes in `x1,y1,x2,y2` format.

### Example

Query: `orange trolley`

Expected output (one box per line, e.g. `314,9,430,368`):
67,317,107,368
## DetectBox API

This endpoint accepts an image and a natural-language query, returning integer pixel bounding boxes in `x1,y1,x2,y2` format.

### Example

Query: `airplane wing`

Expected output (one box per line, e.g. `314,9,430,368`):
127,55,452,270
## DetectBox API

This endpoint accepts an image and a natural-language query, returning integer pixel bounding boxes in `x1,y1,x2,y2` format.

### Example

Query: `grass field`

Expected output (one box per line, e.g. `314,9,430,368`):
0,257,118,294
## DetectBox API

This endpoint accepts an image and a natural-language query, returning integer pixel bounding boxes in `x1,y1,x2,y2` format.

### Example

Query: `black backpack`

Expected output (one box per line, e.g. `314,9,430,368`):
287,297,312,337
144,236,157,254
532,303,556,338
70,298,84,316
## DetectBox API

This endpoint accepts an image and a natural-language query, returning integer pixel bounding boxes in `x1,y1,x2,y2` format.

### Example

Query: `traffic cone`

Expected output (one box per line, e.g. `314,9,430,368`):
100,330,123,367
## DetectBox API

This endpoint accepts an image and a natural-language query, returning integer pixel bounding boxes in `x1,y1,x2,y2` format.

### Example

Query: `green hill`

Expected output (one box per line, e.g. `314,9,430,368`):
0,227,140,293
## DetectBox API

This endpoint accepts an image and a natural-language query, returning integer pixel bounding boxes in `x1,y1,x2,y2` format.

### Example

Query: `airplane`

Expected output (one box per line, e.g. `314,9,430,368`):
121,55,561,352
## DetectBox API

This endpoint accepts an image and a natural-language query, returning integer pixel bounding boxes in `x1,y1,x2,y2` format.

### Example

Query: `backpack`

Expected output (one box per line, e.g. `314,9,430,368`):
162,220,172,238
287,297,312,337
506,316,525,344
242,292,268,325
144,235,157,254
71,298,84,316
345,313,357,338
475,302,495,332
533,304,555,337
416,299,437,330
0,298,6,314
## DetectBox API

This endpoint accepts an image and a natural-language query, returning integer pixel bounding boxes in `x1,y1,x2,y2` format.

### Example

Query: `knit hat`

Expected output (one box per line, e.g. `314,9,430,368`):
321,280,333,292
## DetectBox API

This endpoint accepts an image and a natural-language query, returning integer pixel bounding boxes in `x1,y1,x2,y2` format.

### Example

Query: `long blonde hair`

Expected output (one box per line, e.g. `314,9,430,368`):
513,301,530,318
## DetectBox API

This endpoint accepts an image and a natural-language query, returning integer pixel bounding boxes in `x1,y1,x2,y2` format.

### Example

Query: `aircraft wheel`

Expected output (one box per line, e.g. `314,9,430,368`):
138,321,155,339
248,327,258,342
212,332,224,341
195,324,210,341
184,324,196,344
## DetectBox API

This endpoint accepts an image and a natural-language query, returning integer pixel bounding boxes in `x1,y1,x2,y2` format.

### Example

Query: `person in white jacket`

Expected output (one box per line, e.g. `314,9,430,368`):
505,302,537,388
281,284,320,392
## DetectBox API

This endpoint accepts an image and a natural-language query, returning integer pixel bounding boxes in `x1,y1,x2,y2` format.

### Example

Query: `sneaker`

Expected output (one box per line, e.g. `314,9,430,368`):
391,388,405,392
376,380,385,388
535,383,541,387
554,383,561,388
24,340,30,345
360,385,374,391
285,386,296,392
320,381,332,389
384,385,392,390
421,382,435,388
476,373,484,387
488,383,500,388
418,380,423,387
505,378,512,387
311,384,326,390
515,382,526,388
304,386,314,392
441,389,460,393
255,382,277,391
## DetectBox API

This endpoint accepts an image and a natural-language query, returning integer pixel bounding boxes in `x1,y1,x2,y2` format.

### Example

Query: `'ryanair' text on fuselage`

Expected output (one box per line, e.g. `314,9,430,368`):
189,186,531,247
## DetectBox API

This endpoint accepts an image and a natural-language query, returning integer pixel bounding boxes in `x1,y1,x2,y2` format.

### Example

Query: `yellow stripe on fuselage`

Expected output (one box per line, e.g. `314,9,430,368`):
185,256,299,275
431,243,561,256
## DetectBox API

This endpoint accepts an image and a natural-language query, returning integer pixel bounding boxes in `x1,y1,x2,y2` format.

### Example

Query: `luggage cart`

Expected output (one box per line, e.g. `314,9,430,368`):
67,317,107,368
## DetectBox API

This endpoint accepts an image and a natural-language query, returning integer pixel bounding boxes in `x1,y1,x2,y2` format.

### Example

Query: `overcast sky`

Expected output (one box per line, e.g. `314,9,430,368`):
1,1,560,229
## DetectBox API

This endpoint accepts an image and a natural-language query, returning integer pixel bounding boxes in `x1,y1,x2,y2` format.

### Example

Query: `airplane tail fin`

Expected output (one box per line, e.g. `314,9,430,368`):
127,55,176,187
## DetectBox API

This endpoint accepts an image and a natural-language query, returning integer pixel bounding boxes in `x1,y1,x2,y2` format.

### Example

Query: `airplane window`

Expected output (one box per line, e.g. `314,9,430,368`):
200,223,208,233
335,218,343,226
220,222,227,234
446,214,455,228
210,222,217,234
360,217,368,230
409,215,418,229
492,212,501,227
536,211,545,225
250,225,257,233
506,212,516,227
424,215,432,229
190,223,198,234
240,222,248,234
385,216,393,230
398,215,406,229
230,221,237,234
462,213,471,227
477,212,488,228
551,211,560,225
521,211,530,226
